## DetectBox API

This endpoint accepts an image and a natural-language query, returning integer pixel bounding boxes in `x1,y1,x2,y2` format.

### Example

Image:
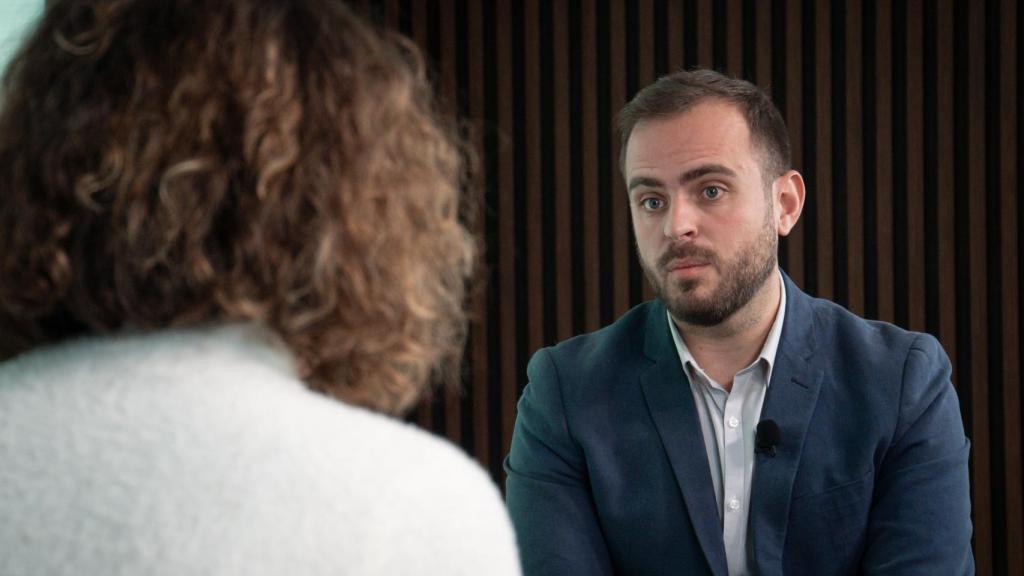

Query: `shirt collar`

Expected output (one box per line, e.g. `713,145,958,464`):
667,269,788,388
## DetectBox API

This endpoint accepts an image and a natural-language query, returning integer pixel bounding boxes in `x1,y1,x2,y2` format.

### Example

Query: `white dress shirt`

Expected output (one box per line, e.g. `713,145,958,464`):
667,271,787,576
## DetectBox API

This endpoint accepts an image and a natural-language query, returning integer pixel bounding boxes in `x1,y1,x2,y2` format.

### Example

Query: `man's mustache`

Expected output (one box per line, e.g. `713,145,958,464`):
657,244,717,270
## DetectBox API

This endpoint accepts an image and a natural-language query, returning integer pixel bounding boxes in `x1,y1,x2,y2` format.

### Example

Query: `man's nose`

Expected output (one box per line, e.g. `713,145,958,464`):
664,197,698,239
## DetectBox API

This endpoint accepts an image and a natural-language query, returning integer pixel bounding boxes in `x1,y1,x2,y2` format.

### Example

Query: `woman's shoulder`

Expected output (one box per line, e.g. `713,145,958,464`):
317,403,522,574
260,390,521,575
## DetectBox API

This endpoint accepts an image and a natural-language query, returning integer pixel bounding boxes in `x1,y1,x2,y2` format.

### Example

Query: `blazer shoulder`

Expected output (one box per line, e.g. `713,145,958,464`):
543,300,657,365
805,294,934,364
527,301,660,399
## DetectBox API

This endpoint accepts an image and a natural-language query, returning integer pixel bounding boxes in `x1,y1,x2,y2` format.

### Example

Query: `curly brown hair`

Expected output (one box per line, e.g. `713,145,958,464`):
0,0,476,415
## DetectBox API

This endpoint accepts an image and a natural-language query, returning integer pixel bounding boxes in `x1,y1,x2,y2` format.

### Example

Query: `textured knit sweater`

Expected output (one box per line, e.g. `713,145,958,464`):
0,325,521,576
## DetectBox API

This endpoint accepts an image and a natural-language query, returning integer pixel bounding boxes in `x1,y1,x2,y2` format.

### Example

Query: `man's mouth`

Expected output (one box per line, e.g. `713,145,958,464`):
664,259,711,278
664,258,709,271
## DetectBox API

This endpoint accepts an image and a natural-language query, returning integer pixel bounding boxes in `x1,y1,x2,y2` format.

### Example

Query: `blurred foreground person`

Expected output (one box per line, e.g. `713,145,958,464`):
0,1,520,574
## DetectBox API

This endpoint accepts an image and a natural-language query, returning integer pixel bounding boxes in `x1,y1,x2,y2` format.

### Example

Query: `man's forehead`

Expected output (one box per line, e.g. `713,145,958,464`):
631,101,749,145
624,101,753,173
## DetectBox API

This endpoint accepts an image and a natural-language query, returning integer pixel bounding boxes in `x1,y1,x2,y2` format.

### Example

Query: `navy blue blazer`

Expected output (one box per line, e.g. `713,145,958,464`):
505,273,973,575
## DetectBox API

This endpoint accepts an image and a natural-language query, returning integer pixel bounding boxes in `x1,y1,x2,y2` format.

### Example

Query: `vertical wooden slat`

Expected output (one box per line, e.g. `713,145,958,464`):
581,0,601,333
936,0,957,385
906,0,926,333
553,0,574,340
437,0,462,443
466,0,489,467
637,0,655,87
726,0,743,76
637,0,657,303
784,0,805,287
875,0,895,323
697,0,713,68
609,0,630,318
755,0,772,88
495,0,518,461
436,0,457,181
845,0,864,317
667,0,685,72
968,0,993,570
523,0,544,358
412,0,434,432
411,2,428,48
383,0,401,29
1000,0,1023,571
814,0,833,301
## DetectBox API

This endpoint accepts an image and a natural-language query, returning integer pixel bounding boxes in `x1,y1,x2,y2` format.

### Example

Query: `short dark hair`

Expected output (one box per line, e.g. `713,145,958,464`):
618,69,791,181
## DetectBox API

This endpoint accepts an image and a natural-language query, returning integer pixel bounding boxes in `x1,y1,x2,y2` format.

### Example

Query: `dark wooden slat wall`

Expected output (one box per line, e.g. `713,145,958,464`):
356,1,1021,572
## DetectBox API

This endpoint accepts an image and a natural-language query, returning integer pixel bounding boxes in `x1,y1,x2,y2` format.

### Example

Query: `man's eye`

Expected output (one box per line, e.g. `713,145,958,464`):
702,186,722,200
640,197,664,211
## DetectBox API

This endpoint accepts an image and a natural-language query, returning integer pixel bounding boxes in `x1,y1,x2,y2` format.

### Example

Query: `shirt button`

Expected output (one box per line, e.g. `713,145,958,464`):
727,417,739,429
728,498,741,511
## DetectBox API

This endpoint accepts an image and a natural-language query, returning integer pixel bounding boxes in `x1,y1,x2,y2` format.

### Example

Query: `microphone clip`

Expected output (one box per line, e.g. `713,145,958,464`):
755,419,780,458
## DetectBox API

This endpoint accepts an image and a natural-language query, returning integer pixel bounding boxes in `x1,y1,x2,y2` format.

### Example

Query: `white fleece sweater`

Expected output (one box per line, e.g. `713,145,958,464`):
0,325,521,576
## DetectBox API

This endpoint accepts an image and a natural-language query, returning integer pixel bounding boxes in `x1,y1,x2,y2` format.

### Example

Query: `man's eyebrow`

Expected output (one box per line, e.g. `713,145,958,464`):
627,176,663,192
678,163,737,184
628,164,738,193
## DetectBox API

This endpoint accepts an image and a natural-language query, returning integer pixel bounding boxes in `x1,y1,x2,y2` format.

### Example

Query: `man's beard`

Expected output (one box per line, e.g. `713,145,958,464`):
640,217,778,327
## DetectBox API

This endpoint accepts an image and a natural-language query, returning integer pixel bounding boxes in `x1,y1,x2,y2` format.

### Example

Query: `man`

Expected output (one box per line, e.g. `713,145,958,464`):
504,69,973,576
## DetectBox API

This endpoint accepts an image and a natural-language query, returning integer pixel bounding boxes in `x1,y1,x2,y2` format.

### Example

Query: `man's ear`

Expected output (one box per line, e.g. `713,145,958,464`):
774,170,805,237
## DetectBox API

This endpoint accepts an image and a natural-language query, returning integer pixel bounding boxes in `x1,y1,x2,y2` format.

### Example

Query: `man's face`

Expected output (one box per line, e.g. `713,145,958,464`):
624,99,779,327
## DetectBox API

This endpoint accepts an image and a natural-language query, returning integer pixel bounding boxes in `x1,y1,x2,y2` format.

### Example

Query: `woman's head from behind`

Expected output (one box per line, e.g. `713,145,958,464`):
0,0,474,415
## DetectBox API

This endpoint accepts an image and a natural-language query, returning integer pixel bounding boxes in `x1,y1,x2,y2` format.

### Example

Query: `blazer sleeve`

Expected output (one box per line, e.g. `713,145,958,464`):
504,348,614,576
861,333,975,575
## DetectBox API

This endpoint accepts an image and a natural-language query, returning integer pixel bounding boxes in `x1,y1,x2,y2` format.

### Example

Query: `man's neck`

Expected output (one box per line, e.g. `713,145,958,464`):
672,271,782,391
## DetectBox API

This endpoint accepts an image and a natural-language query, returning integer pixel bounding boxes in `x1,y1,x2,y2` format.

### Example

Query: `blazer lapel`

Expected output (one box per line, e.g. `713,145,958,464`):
748,273,825,575
639,303,728,576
